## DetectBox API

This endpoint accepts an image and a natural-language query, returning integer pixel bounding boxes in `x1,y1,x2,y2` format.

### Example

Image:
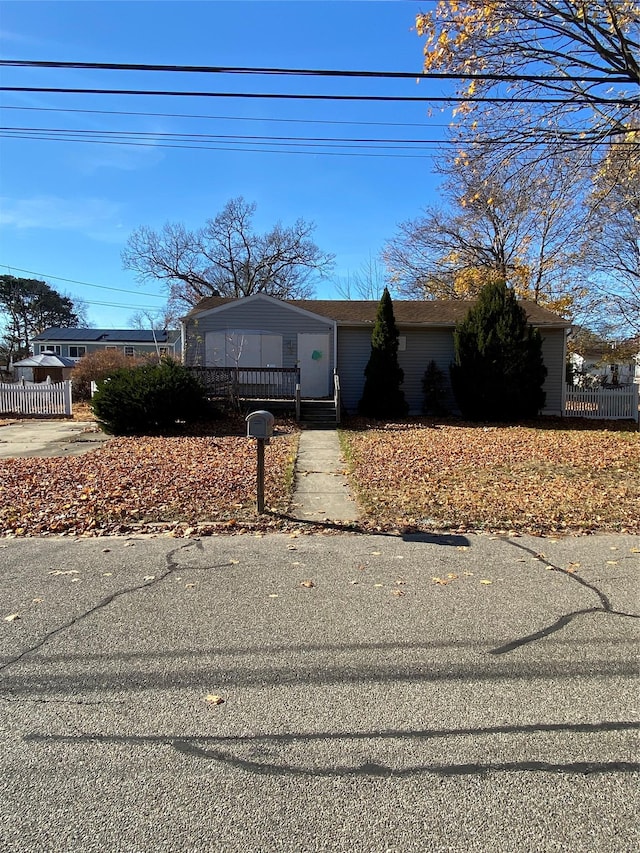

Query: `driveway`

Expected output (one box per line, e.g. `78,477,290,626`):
0,531,638,852
0,419,110,458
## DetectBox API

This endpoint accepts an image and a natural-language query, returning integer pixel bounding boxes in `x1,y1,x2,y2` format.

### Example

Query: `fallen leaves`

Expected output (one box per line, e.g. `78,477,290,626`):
0,427,298,537
341,422,640,535
4,613,20,622
205,694,225,706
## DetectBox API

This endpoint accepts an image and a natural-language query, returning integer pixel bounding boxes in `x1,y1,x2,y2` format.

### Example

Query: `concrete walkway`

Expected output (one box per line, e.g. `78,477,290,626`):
290,429,360,522
0,419,110,459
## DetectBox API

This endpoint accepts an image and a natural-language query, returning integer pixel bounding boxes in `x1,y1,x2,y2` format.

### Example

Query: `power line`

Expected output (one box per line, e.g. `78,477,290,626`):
0,131,437,158
0,59,631,84
2,86,633,106
2,126,631,151
0,265,166,299
0,104,455,130
7,131,617,160
0,125,474,144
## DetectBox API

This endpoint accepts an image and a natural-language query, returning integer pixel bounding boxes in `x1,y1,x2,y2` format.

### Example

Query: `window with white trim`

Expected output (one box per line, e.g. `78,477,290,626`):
69,346,86,359
40,345,61,355
124,346,135,357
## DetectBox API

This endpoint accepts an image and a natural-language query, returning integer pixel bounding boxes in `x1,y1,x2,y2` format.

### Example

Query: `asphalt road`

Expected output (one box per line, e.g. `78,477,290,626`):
1,531,638,853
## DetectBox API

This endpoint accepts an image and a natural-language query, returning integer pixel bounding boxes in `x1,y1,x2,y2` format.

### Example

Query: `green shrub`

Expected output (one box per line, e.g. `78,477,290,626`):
358,287,409,418
422,360,449,416
450,280,547,421
91,359,207,435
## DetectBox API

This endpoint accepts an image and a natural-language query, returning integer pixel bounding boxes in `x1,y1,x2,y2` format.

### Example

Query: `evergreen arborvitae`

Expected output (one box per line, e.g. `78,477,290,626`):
358,287,408,418
450,280,547,421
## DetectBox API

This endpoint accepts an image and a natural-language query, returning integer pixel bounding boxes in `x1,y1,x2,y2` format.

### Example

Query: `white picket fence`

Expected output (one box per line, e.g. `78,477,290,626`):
564,384,639,422
0,380,73,417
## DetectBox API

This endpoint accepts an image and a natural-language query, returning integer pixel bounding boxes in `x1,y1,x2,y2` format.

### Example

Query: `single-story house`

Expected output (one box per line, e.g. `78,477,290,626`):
32,328,182,361
181,294,570,416
12,352,76,383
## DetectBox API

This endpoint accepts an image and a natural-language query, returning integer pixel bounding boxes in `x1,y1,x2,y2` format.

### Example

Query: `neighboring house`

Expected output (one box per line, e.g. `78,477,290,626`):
32,328,182,361
182,294,570,415
12,352,76,383
569,335,640,387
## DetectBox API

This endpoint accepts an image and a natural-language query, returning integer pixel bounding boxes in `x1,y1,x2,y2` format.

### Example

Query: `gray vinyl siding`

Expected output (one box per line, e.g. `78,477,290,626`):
336,327,373,412
338,326,456,414
337,324,564,416
398,327,456,414
539,328,566,415
184,300,335,371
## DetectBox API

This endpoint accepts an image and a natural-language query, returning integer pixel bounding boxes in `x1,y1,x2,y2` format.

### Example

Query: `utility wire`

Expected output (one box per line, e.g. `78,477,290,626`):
4,130,619,159
0,264,166,299
2,86,633,105
0,132,436,158
0,104,455,129
0,59,631,84
2,126,632,149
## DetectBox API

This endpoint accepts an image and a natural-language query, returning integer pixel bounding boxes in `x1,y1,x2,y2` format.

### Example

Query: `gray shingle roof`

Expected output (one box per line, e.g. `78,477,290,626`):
186,296,570,328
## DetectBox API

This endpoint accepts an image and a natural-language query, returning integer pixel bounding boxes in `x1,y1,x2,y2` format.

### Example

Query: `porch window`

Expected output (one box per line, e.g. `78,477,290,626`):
205,331,282,368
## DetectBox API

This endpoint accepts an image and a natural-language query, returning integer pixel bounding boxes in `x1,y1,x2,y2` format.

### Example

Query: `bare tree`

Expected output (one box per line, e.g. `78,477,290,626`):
335,254,392,300
584,138,640,333
383,153,591,318
129,308,180,358
122,197,334,312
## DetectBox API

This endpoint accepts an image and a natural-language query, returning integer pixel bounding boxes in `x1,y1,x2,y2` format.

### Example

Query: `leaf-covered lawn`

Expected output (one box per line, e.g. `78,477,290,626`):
2,416,639,537
0,427,298,537
341,419,640,535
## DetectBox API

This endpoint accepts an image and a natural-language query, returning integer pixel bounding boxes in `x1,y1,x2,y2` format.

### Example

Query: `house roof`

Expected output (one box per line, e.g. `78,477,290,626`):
32,327,181,344
13,353,76,368
185,295,571,328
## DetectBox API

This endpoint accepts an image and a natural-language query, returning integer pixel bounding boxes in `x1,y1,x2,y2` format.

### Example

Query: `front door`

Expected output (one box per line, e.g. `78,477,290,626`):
298,333,330,397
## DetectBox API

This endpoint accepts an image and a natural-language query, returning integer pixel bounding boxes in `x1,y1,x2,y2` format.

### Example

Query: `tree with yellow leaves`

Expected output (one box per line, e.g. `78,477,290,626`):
416,1,638,155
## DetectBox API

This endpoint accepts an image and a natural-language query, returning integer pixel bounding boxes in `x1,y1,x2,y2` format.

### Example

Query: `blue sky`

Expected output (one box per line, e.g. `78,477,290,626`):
0,0,452,327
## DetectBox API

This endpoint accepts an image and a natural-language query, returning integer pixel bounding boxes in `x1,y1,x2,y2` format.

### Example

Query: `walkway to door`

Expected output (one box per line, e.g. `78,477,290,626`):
290,429,359,523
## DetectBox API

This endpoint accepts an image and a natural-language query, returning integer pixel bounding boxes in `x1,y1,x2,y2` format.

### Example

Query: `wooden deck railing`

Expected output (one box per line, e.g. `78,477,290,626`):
188,366,300,399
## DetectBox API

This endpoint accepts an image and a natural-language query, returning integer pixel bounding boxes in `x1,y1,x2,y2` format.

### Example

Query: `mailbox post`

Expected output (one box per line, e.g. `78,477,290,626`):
246,410,275,513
